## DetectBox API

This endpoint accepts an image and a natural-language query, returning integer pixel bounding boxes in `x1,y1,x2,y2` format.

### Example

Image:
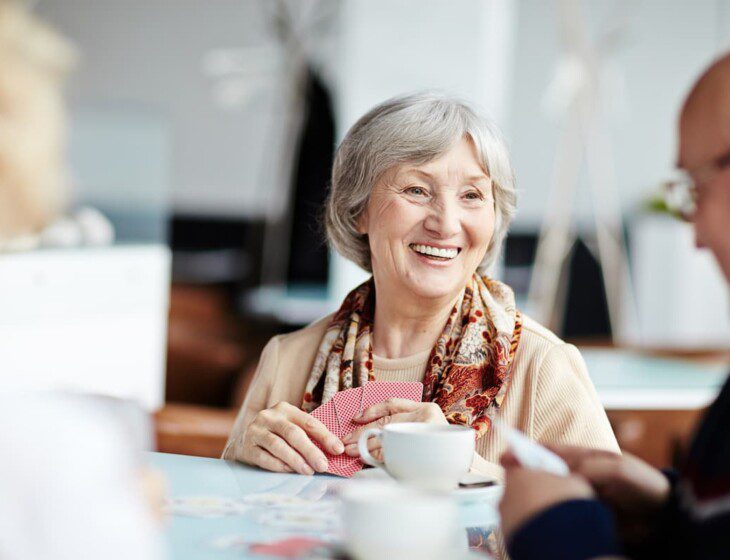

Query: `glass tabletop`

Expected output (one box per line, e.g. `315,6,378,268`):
149,452,500,559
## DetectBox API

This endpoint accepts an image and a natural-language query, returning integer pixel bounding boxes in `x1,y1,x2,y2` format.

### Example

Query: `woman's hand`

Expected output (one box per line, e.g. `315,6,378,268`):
340,399,447,459
499,453,595,541
240,402,344,475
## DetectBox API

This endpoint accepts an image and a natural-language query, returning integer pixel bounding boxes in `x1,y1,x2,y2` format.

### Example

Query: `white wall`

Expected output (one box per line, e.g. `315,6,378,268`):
38,0,291,218
333,0,517,136
509,0,724,230
39,0,727,229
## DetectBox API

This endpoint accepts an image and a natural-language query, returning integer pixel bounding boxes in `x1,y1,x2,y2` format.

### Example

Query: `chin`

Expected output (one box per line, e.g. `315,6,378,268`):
403,272,468,301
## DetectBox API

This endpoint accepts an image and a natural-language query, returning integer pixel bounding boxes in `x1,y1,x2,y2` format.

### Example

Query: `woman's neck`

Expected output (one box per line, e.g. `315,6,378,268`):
371,282,461,359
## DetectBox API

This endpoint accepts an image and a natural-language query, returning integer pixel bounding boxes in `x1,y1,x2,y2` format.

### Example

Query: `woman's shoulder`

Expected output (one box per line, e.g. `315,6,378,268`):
267,313,335,359
513,314,579,370
520,313,565,349
519,314,565,346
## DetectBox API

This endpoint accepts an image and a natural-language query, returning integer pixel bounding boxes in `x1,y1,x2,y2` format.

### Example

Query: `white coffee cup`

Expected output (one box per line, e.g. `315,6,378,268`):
341,482,461,560
357,423,475,491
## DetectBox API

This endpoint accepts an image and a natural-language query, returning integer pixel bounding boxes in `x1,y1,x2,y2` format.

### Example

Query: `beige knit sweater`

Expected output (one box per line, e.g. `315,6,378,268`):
223,313,619,480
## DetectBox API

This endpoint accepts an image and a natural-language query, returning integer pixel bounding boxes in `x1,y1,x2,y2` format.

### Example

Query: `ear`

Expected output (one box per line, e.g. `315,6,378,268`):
356,207,369,235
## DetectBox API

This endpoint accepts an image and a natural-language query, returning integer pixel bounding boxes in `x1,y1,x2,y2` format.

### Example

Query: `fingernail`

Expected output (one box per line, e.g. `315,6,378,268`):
332,440,345,454
316,458,328,472
341,434,353,444
300,464,314,476
345,444,359,457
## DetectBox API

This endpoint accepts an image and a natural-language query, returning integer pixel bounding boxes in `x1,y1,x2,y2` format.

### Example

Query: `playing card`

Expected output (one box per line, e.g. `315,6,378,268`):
248,537,331,558
309,398,362,477
252,509,337,531
307,382,424,478
325,453,363,478
311,400,340,437
239,494,311,508
360,381,424,412
164,496,249,518
491,418,569,476
332,387,364,436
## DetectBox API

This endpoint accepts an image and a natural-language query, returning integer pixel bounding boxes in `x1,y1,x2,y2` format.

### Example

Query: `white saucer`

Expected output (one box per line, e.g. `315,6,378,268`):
352,467,502,504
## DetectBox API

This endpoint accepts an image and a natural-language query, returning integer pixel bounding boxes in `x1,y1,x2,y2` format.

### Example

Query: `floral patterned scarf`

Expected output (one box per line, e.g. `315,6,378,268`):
302,273,523,438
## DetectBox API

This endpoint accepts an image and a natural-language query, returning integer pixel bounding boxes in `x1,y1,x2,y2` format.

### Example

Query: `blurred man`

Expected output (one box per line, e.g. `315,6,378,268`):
0,2,162,558
0,0,73,247
499,53,730,560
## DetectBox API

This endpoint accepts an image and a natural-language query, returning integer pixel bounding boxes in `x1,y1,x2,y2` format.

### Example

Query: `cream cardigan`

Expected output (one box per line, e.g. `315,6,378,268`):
223,313,619,480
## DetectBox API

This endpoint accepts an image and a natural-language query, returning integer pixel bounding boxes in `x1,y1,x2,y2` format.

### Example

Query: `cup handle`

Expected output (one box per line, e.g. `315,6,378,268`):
358,428,384,468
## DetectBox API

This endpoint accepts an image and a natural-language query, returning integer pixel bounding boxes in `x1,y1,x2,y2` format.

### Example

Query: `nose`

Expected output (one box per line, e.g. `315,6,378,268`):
423,197,461,239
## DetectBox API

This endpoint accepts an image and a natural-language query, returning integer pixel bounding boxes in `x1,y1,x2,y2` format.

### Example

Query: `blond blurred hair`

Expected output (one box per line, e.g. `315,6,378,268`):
0,0,75,242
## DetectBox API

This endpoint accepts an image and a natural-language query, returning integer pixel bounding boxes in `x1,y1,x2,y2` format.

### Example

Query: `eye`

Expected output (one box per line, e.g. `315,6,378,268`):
405,186,428,197
463,190,484,201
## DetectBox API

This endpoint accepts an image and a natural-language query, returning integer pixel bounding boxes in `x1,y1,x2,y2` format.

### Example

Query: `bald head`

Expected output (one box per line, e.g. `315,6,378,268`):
679,52,730,283
681,54,730,156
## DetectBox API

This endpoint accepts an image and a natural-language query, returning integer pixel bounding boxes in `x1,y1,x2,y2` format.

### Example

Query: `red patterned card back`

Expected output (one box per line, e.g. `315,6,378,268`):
332,387,364,436
308,382,422,478
309,398,363,477
326,453,362,478
310,400,340,438
360,381,424,412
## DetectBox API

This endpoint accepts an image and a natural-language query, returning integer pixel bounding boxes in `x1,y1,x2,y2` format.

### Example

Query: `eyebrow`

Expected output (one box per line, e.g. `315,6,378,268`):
464,174,491,184
404,169,490,183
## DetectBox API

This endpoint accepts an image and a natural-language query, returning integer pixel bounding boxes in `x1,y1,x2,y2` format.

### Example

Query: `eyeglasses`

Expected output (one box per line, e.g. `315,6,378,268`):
661,148,730,219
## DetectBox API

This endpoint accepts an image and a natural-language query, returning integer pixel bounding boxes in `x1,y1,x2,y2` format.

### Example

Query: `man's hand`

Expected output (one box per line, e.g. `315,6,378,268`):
240,402,344,475
550,445,671,544
340,399,447,459
499,454,595,541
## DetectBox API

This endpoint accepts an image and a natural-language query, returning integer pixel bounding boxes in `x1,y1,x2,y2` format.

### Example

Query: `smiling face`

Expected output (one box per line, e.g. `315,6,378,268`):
358,136,496,302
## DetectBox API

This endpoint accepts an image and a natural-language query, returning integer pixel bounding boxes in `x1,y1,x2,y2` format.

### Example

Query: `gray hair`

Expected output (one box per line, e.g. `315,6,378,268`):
325,91,517,273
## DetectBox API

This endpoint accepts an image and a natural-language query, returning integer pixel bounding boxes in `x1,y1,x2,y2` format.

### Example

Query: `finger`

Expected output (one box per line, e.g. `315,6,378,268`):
372,447,384,462
252,446,295,474
345,435,382,457
500,450,520,469
547,444,619,471
570,454,624,494
256,431,314,475
288,407,345,455
270,420,330,473
353,398,419,423
341,412,412,445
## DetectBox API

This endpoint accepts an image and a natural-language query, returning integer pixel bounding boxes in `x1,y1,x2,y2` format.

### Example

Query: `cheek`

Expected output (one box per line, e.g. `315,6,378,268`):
369,197,422,240
465,207,496,249
696,188,728,224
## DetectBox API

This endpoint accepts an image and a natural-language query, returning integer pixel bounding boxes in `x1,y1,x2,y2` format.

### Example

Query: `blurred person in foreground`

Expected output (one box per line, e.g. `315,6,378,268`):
223,92,618,479
0,0,71,248
0,2,162,559
499,53,730,560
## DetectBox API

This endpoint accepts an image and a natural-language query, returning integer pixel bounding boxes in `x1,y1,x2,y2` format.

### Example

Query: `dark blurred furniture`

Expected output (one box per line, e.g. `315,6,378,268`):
155,403,239,458
155,283,273,458
592,345,728,469
607,408,704,468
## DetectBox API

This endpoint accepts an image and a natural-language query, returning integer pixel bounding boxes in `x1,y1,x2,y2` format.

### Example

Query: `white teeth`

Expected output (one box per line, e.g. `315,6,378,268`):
410,244,458,259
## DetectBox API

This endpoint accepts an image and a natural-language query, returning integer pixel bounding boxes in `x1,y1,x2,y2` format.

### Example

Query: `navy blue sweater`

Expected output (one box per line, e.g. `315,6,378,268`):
508,374,730,560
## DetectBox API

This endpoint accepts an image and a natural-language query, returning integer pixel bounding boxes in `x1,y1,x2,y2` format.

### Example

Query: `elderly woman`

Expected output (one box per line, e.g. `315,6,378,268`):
223,92,618,479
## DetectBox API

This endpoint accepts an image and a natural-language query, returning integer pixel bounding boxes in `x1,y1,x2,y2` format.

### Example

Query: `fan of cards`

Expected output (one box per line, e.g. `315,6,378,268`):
309,381,424,478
